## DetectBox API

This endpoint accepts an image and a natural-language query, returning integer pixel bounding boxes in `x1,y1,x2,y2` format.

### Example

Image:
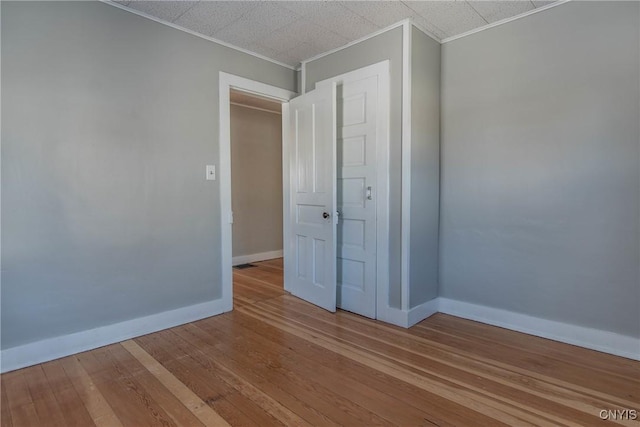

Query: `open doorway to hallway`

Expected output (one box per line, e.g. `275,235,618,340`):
229,90,285,302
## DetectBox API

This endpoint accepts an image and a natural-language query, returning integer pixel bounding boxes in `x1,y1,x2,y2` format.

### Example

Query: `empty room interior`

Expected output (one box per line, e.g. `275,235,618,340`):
1,0,639,425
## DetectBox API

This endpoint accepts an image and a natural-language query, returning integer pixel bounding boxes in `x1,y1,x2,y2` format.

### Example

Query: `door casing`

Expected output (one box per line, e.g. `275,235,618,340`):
219,72,296,311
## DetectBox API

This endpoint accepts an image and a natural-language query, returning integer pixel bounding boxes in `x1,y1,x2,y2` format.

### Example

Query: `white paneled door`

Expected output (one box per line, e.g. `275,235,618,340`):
284,62,388,318
284,81,338,312
336,74,379,319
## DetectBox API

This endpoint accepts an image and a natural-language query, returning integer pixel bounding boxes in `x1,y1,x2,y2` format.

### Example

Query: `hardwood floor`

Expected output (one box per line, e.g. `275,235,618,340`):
2,258,638,426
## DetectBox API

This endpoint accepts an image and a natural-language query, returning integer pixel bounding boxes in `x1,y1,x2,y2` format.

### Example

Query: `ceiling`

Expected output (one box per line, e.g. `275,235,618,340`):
114,1,558,67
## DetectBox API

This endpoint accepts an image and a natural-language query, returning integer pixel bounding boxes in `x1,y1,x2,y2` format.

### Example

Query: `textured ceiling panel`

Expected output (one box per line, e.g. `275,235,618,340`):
245,42,285,61
340,1,415,28
404,1,488,37
262,18,348,53
126,1,197,23
173,1,255,37
468,1,535,24
302,2,381,40
276,1,333,18
211,3,300,48
281,42,326,63
532,0,556,7
342,1,447,39
254,25,303,54
271,51,301,67
116,1,561,67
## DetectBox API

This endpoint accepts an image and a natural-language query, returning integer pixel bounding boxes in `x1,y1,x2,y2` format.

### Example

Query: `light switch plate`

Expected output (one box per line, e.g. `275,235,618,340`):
206,165,216,181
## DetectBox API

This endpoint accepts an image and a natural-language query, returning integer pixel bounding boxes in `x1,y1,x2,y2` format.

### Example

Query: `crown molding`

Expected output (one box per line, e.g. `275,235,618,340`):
301,19,411,65
441,0,572,44
100,0,297,71
102,0,573,70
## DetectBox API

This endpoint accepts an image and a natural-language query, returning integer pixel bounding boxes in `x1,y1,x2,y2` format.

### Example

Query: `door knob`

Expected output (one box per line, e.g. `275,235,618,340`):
322,212,330,219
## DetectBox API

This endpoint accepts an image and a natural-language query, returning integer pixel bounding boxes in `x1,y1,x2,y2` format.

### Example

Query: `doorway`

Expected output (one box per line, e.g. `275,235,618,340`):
229,90,283,267
218,73,296,311
229,90,286,305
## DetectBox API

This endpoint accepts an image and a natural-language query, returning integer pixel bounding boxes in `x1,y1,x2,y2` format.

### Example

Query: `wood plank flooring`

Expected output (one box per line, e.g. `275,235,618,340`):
2,258,639,426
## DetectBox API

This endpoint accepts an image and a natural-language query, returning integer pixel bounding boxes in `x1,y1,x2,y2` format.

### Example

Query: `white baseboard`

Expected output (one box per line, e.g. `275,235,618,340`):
438,298,640,361
378,297,639,360
0,298,231,373
232,250,283,266
407,298,439,327
376,298,439,328
376,305,410,328
4,293,636,373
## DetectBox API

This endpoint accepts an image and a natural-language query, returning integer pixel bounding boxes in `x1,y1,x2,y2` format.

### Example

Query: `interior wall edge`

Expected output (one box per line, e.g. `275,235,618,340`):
400,21,412,312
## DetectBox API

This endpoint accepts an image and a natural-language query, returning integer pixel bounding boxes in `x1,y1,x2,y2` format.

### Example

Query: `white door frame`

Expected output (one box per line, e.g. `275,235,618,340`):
314,60,390,320
219,72,296,310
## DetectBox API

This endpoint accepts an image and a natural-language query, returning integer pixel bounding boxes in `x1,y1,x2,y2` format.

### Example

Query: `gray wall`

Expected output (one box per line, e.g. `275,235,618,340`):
305,27,404,308
231,105,283,258
440,1,640,337
409,26,440,308
1,1,296,349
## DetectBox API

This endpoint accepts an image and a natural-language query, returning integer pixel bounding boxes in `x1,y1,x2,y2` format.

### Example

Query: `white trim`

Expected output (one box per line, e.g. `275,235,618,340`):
377,297,640,360
438,298,640,361
377,306,411,328
100,0,297,71
281,102,292,293
400,21,412,311
376,298,439,328
407,298,439,327
0,1,3,358
301,19,411,66
441,0,572,44
232,250,283,266
5,293,635,373
219,72,296,309
230,101,281,115
375,63,391,323
315,60,391,322
0,298,230,373
102,0,572,67
301,65,306,95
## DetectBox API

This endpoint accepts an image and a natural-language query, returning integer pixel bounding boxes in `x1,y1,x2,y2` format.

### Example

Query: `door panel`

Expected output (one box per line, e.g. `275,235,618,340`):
285,81,337,312
337,75,379,319
340,136,366,166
